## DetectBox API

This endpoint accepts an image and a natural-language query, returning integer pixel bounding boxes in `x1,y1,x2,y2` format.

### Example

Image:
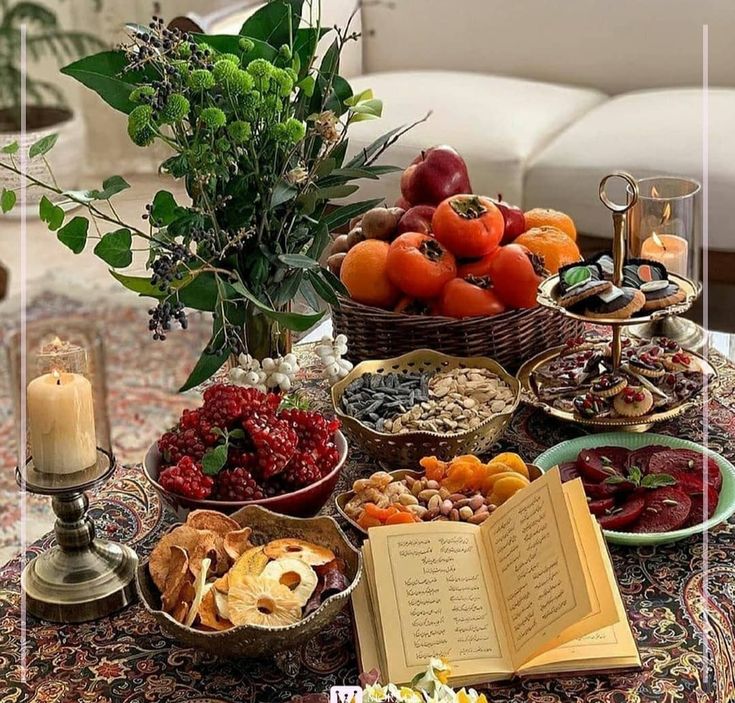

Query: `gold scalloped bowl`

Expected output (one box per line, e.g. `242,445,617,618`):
136,505,362,658
331,349,521,467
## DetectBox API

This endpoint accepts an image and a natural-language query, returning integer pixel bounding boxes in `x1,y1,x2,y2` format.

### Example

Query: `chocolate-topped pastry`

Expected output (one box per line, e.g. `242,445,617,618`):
588,252,615,279
640,280,686,311
560,334,607,356
556,263,611,308
573,393,611,418
629,351,665,378
663,351,701,373
591,373,628,398
650,336,681,354
585,286,646,319
622,258,668,288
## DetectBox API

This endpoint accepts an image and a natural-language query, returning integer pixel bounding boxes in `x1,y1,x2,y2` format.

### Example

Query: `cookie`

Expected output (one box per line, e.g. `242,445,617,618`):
560,334,607,356
663,351,701,373
591,373,628,398
622,259,668,288
650,336,681,354
573,393,611,418
558,262,602,293
640,280,687,311
588,252,615,279
629,352,666,379
613,386,654,417
559,280,613,308
585,286,646,319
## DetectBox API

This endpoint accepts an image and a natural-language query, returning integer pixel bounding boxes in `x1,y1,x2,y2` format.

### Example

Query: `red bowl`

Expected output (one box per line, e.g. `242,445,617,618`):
142,431,348,520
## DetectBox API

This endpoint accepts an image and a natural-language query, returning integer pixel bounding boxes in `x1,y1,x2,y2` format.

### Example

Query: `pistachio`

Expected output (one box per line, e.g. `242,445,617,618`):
459,506,474,521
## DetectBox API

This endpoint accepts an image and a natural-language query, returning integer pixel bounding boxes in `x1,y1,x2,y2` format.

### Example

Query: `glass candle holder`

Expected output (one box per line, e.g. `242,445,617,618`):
7,318,111,471
628,176,702,283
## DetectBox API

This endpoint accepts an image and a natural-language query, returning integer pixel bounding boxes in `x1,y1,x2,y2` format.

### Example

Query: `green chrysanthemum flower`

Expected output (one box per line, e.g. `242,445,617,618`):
239,90,261,119
199,107,227,130
189,68,215,89
286,67,298,82
216,137,231,152
271,68,294,97
127,105,156,147
219,52,241,65
247,58,274,80
227,120,252,144
159,93,190,124
231,69,255,94
171,59,190,79
238,38,255,53
198,42,214,57
177,41,192,58
271,122,289,143
283,117,306,143
213,58,239,83
129,86,155,104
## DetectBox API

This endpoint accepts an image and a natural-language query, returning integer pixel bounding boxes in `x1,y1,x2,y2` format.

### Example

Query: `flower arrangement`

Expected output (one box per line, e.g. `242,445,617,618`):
0,0,420,390
363,659,489,703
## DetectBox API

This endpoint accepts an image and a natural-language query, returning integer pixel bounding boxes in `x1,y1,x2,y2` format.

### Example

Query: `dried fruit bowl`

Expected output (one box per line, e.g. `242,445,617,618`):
330,350,521,467
143,431,348,521
136,505,362,657
534,433,735,545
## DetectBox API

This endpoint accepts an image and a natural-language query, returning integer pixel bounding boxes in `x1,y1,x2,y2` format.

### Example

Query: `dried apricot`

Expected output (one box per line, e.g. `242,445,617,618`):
488,452,529,478
386,512,417,525
489,475,531,505
357,514,382,529
483,471,528,495
364,503,397,522
420,456,449,482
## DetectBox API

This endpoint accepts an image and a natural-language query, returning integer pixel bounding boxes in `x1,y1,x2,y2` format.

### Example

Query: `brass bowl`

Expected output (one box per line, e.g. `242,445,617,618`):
331,349,521,468
335,465,543,534
518,344,719,432
135,505,362,658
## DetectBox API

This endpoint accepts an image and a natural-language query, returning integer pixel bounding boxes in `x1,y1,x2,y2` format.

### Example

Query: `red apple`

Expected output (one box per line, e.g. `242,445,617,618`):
395,195,412,210
493,194,526,244
397,205,436,236
400,145,472,206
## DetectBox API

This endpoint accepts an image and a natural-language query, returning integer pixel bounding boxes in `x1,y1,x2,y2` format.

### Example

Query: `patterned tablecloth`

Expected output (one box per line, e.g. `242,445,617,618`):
2,297,735,702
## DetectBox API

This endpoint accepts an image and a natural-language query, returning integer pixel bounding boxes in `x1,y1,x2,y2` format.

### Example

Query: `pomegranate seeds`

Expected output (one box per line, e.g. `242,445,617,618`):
244,413,298,479
159,456,214,499
215,467,265,501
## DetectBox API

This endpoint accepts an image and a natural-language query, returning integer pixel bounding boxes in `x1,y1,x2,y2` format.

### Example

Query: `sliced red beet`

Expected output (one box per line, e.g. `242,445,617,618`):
625,445,670,473
631,487,692,533
588,497,615,515
597,494,645,530
577,446,629,483
648,449,721,492
559,461,581,483
583,479,626,498
685,489,719,527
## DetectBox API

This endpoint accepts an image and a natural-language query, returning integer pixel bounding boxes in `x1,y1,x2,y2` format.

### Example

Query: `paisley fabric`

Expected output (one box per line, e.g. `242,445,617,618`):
1,293,734,702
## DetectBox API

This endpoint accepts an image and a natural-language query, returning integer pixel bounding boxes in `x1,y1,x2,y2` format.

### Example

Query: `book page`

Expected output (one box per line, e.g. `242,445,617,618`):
518,522,640,675
480,468,594,668
351,565,383,676
367,522,513,684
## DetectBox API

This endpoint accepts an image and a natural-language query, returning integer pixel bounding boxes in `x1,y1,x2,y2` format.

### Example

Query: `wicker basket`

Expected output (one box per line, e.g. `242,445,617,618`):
330,350,521,467
331,297,585,372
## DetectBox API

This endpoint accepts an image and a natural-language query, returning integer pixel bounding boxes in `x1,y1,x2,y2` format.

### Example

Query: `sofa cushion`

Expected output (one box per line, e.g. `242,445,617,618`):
344,71,606,206
524,88,735,251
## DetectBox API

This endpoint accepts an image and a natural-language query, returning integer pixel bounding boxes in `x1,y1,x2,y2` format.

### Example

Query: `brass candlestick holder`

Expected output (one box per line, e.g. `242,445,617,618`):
16,448,138,623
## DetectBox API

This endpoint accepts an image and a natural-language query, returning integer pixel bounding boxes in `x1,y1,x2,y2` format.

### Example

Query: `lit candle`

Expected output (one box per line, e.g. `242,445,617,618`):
27,370,97,474
640,232,689,276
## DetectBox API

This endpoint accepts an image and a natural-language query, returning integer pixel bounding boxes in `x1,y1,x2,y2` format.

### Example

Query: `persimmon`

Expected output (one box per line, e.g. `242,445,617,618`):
514,226,581,274
394,296,434,316
386,232,457,299
488,243,546,309
432,195,504,258
457,250,500,279
436,276,506,318
340,239,401,308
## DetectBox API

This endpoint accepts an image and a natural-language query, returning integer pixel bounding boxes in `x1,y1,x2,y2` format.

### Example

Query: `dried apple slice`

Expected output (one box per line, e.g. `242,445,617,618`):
229,546,270,589
185,557,211,627
149,525,203,591
161,545,191,614
263,539,335,566
262,557,318,607
223,527,254,562
228,575,301,627
186,509,240,536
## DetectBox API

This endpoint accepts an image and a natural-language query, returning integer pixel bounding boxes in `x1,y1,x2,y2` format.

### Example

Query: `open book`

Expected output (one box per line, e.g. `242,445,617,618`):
352,468,640,686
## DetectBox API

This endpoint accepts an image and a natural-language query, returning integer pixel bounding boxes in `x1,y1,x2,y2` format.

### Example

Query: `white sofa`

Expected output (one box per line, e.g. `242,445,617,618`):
185,0,735,251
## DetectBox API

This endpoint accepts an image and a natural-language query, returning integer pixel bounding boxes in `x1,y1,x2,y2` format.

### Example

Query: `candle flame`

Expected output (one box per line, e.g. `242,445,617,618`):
661,202,671,225
652,232,667,251
52,369,61,385
651,185,660,198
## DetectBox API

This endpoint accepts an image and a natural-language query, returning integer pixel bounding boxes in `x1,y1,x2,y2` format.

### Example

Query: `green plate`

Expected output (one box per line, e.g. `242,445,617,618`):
534,432,735,546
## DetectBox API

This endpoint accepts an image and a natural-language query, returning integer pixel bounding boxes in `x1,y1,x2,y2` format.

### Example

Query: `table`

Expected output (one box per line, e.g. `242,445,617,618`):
3,346,735,703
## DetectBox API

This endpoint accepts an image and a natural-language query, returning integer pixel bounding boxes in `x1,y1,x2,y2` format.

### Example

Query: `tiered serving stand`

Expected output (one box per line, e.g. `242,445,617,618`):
518,171,716,432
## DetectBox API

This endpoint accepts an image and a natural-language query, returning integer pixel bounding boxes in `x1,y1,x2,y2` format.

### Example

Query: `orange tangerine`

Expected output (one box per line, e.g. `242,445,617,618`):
524,207,577,241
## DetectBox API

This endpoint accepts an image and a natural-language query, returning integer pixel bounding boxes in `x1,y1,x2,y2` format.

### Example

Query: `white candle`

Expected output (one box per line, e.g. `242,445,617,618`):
640,233,689,276
27,371,97,474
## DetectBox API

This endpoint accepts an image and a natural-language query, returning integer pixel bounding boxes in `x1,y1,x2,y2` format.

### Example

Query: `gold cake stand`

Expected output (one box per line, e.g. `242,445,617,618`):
16,448,138,623
520,171,711,432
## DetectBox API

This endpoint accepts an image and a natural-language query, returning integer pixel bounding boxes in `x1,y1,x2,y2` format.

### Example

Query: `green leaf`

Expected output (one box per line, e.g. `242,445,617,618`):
176,272,223,311
202,443,228,475
1,141,19,154
28,133,58,158
93,229,132,267
319,266,350,297
57,216,88,254
297,74,315,97
229,428,246,440
347,123,411,168
230,279,324,332
325,75,353,115
322,198,384,232
641,473,678,489
306,268,338,306
271,181,298,208
61,50,144,114
306,222,329,259
349,112,381,123
110,270,194,296
350,99,383,120
604,475,629,486
628,465,642,485
1,188,16,213
279,253,319,269
39,195,64,231
239,0,303,47
344,88,374,107
150,190,184,226
314,184,359,201
314,157,336,178
293,26,329,76
91,175,130,200
179,344,230,393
